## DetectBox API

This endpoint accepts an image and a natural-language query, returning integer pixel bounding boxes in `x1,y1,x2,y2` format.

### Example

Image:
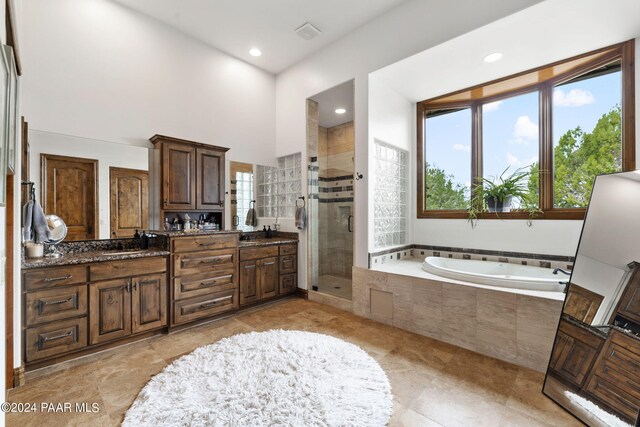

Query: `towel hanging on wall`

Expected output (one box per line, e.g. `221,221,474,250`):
245,200,258,227
295,197,306,230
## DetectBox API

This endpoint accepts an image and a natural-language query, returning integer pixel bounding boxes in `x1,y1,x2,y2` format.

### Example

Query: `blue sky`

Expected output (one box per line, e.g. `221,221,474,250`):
424,70,621,196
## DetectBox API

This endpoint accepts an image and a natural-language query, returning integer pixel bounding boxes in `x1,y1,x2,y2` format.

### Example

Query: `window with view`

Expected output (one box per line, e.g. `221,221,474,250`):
417,41,635,220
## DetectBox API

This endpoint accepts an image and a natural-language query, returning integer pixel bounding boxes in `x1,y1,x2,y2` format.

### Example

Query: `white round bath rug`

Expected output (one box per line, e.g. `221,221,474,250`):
123,330,392,427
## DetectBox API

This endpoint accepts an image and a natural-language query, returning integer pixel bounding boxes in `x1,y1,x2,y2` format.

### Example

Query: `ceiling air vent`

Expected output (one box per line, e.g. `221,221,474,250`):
295,22,321,40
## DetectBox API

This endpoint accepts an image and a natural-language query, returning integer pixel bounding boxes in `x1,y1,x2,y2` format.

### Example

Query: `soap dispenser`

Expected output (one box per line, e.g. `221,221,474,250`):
263,225,267,237
267,226,273,238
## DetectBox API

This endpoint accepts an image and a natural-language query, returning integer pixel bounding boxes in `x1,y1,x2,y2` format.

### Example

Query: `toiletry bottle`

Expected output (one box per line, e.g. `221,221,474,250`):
164,218,170,231
263,225,267,237
133,229,140,239
267,225,272,238
140,231,149,249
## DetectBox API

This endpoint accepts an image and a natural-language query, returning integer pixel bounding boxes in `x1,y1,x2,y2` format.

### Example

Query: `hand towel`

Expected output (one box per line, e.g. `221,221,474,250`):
22,199,34,242
295,206,307,230
245,208,258,227
31,201,51,243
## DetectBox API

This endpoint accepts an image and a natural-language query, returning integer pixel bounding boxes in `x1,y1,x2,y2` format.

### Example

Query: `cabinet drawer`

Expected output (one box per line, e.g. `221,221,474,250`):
280,244,297,256
174,270,236,300
585,374,639,421
24,265,88,291
601,339,640,383
240,246,278,261
172,234,238,253
279,255,297,274
90,257,167,281
595,361,640,400
25,317,88,362
26,285,88,327
174,249,236,277
173,289,238,325
279,274,297,295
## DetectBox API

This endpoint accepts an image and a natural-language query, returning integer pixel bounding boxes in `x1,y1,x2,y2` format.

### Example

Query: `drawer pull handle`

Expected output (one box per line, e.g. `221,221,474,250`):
199,276,232,287
42,331,73,342
42,296,74,306
43,275,72,282
199,296,232,309
138,280,157,286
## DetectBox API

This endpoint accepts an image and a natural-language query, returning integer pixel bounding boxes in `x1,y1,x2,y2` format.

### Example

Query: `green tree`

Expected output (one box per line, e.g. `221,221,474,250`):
527,106,621,207
425,163,468,209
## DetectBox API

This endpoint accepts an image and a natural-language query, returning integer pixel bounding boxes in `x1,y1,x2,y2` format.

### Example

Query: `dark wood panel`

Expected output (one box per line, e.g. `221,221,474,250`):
585,374,639,422
260,257,278,299
90,257,166,282
173,269,236,300
240,246,279,261
24,265,88,291
173,249,236,277
171,234,238,253
279,244,297,256
25,317,87,362
109,167,148,238
173,289,237,325
25,285,88,327
196,147,224,210
279,255,297,275
615,263,640,325
564,283,605,324
239,260,259,305
162,143,196,210
132,273,167,334
41,154,98,241
89,278,132,345
279,274,297,295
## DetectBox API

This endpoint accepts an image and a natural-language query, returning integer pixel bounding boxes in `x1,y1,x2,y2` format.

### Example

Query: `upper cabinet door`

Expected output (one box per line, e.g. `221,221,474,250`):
162,143,196,210
196,147,225,210
109,167,149,238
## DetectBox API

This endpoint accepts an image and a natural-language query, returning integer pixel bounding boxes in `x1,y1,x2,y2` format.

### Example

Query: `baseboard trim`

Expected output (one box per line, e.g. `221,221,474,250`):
295,288,308,299
13,365,25,388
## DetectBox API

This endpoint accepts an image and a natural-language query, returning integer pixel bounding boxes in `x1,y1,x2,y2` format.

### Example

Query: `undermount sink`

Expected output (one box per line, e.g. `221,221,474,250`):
101,250,148,256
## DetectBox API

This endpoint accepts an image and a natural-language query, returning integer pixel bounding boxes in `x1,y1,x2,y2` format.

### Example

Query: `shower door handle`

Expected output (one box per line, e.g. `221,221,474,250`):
348,215,353,233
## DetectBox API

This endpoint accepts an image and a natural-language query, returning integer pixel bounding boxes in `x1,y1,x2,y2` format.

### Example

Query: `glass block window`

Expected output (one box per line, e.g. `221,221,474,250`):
256,153,302,218
235,171,254,231
374,141,408,250
277,153,302,218
256,165,278,217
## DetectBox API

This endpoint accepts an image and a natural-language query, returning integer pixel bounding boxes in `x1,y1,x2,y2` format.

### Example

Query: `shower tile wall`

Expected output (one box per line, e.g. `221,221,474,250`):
306,99,320,286
318,122,354,279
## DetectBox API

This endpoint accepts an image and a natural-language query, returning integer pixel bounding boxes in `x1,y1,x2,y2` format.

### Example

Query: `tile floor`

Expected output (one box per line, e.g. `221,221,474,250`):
316,274,352,300
6,298,581,426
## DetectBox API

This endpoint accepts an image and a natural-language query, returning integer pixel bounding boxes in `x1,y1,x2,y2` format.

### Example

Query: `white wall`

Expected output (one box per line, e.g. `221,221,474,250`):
28,131,149,239
20,0,276,166
276,0,541,274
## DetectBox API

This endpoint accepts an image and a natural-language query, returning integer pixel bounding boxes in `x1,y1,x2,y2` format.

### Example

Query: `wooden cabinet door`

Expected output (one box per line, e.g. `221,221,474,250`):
196,147,225,210
132,274,167,334
162,143,196,210
259,257,279,299
41,154,98,241
89,278,132,345
617,267,640,324
239,260,259,306
109,167,149,238
550,326,601,387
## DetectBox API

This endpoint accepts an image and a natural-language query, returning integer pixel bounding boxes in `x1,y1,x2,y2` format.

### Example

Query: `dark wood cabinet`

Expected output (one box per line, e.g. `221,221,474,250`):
549,318,604,387
260,257,279,299
614,262,640,325
196,147,225,210
109,167,149,238
89,278,132,345
161,142,196,210
239,260,259,305
132,273,167,334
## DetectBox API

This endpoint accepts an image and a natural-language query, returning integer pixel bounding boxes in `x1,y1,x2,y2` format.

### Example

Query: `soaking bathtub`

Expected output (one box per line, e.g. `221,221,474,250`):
421,256,565,292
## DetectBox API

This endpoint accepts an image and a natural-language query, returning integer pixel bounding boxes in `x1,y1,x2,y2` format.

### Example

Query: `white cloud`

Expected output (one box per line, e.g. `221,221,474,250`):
512,115,538,144
452,143,471,153
506,153,538,168
483,100,503,113
553,88,595,107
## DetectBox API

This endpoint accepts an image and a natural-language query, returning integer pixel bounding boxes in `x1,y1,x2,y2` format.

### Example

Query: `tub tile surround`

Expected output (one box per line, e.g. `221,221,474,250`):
353,264,564,372
369,244,574,272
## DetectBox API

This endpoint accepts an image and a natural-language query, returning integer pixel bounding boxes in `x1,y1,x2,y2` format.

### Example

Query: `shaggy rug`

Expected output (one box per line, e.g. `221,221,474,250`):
564,391,632,427
123,330,392,426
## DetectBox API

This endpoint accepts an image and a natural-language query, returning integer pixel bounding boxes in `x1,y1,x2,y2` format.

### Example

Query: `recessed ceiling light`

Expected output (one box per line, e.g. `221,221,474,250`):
335,108,346,114
249,48,262,57
483,52,503,63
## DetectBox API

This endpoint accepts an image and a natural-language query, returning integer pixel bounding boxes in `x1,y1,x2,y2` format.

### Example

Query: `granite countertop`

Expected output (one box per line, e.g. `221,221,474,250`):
239,238,299,248
22,249,170,270
153,230,242,237
562,315,640,342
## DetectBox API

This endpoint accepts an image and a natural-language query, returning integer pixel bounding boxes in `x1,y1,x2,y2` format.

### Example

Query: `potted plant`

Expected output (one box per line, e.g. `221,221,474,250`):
468,166,541,226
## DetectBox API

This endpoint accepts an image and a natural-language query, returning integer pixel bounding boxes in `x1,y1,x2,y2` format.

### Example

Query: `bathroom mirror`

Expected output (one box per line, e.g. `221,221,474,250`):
29,131,150,240
543,171,640,426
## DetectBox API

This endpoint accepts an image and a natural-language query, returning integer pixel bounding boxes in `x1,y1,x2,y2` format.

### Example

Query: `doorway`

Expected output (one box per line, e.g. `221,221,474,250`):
307,80,355,300
41,154,98,241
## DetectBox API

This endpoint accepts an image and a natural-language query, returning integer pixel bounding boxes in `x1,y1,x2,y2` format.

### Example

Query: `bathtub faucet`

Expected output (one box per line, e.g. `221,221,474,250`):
553,268,571,276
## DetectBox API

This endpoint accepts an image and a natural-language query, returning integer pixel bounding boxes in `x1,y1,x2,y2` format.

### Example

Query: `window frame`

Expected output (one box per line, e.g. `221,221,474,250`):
416,40,635,220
